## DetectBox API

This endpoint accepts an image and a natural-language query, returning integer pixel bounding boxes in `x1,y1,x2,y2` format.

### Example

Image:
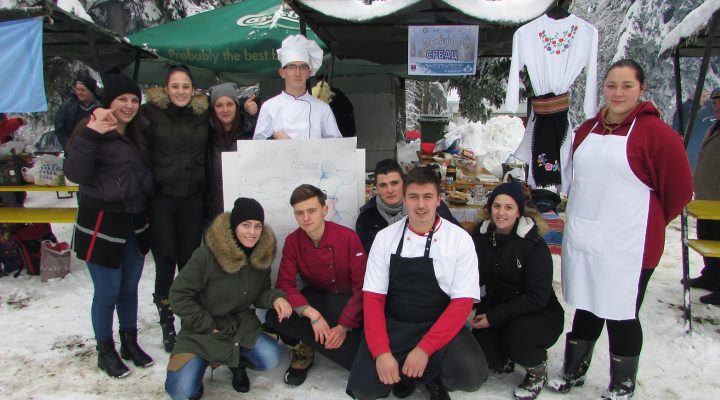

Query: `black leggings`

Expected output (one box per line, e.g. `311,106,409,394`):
265,287,363,370
473,311,564,368
350,328,488,400
569,268,654,357
149,192,204,299
698,219,720,283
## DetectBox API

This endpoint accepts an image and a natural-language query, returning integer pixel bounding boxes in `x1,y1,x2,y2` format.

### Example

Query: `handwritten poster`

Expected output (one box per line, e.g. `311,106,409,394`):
408,25,478,76
222,138,365,280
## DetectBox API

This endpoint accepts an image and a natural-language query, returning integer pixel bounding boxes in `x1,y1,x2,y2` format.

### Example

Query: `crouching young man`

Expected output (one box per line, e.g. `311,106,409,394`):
266,184,367,386
347,167,488,400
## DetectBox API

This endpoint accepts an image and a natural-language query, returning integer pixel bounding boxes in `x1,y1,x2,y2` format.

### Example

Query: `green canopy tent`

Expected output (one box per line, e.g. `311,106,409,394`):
126,0,409,87
127,0,327,87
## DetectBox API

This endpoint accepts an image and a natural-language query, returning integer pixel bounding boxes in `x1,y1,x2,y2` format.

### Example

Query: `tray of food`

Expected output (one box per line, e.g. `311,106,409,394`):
447,190,469,205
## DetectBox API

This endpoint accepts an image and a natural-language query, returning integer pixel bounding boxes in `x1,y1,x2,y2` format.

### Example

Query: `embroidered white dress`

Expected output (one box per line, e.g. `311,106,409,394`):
505,14,599,191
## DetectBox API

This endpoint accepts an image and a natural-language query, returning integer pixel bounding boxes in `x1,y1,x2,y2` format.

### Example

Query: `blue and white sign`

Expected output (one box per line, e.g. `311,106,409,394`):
408,25,478,76
0,18,47,112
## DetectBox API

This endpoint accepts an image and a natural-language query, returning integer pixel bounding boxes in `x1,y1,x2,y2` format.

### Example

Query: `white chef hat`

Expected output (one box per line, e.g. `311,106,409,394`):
277,35,324,76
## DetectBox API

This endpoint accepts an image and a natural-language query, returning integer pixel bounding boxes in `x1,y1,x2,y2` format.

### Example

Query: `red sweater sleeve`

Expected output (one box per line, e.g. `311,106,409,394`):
338,232,367,329
0,117,23,143
275,232,309,308
628,116,693,267
417,298,473,356
364,291,390,358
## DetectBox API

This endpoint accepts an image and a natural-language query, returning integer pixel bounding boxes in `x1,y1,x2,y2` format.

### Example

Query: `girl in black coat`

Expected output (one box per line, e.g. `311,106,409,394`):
64,73,154,379
470,182,564,400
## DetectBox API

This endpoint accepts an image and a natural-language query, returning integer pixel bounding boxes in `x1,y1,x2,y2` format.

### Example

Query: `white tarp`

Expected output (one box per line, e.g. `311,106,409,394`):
297,0,555,24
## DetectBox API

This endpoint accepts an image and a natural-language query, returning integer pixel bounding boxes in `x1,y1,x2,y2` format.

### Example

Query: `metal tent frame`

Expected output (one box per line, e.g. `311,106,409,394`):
662,8,720,334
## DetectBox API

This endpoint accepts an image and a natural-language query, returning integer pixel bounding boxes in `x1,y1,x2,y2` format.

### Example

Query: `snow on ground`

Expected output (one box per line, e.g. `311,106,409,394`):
1,190,719,400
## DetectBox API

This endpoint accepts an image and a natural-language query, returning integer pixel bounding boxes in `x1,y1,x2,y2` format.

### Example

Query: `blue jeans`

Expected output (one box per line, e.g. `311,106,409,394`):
165,334,281,400
87,233,144,342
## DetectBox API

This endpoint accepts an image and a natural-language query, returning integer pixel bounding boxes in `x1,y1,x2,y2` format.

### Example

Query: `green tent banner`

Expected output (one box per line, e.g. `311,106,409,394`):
128,1,326,74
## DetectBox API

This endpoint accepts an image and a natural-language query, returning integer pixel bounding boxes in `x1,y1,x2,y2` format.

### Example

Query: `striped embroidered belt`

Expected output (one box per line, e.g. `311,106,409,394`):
532,92,569,115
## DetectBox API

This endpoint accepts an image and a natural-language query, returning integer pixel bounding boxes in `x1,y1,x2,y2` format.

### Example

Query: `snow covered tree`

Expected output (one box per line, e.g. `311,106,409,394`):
448,57,517,123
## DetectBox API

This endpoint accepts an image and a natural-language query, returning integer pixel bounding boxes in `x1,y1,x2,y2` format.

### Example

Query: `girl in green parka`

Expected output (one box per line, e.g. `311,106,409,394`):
165,198,292,399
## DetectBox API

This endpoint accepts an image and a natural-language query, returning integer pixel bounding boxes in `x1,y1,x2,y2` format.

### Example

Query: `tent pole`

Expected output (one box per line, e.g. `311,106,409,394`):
327,51,336,87
673,50,684,140
87,31,105,74
674,48,692,334
132,50,141,81
683,9,719,149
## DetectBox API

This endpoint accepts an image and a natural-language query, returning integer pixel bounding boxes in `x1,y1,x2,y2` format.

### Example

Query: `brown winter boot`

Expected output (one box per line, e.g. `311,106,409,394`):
284,343,314,386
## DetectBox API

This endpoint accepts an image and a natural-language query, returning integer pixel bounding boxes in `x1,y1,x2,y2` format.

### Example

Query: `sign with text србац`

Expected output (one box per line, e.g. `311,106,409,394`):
408,25,478,76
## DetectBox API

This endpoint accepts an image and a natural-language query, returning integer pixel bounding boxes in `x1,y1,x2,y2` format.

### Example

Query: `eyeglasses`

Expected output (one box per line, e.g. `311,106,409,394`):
283,64,311,72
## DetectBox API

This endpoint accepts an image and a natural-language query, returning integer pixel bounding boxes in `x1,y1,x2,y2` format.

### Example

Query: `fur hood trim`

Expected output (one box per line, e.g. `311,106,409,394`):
145,86,208,115
477,207,548,238
205,213,276,273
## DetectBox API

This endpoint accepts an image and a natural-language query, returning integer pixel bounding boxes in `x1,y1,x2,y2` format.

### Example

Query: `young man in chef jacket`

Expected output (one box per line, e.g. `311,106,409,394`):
253,35,342,140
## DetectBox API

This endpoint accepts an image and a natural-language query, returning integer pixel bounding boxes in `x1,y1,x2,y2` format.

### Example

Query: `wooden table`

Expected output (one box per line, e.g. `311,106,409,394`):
0,184,78,223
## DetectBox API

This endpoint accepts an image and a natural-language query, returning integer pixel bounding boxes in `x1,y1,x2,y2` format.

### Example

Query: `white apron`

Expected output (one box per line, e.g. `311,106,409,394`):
561,119,649,320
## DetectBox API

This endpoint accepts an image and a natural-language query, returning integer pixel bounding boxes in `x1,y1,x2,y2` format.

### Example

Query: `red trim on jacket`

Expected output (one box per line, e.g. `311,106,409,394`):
573,102,693,268
85,210,104,261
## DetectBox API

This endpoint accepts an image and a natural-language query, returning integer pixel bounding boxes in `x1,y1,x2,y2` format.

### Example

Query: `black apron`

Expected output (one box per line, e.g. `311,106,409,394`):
347,220,451,394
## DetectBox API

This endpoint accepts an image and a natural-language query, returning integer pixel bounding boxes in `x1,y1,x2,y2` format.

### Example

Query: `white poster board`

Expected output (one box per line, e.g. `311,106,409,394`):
408,25,479,76
222,138,365,280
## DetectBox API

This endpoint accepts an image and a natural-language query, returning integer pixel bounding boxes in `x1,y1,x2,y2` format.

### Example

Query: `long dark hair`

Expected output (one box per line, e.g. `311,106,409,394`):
210,107,246,147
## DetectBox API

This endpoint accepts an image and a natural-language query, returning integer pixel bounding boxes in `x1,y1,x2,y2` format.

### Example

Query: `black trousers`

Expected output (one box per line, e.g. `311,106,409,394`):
473,311,563,368
569,268,654,357
149,192,203,299
265,287,362,370
350,328,488,400
698,219,720,285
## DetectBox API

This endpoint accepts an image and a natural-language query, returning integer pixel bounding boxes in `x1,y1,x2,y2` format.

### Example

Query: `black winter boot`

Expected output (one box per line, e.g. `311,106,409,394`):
548,334,596,393
514,360,547,400
97,339,130,378
392,377,415,398
600,354,639,400
119,329,154,367
230,366,250,392
425,377,450,400
154,293,176,353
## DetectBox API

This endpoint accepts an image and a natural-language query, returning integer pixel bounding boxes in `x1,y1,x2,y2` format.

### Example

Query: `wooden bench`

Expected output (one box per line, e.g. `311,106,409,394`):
686,200,720,258
0,185,78,224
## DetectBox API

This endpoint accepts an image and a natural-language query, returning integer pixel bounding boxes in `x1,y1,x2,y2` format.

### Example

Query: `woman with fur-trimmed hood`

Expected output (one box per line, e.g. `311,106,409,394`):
165,198,292,399
136,65,210,354
470,182,564,400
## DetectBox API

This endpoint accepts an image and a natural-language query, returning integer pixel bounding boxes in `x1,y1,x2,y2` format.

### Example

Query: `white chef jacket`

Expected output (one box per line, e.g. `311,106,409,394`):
363,216,481,301
253,91,342,140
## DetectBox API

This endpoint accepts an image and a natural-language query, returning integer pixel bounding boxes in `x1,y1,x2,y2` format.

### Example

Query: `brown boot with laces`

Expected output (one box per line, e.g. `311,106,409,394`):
284,343,314,386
